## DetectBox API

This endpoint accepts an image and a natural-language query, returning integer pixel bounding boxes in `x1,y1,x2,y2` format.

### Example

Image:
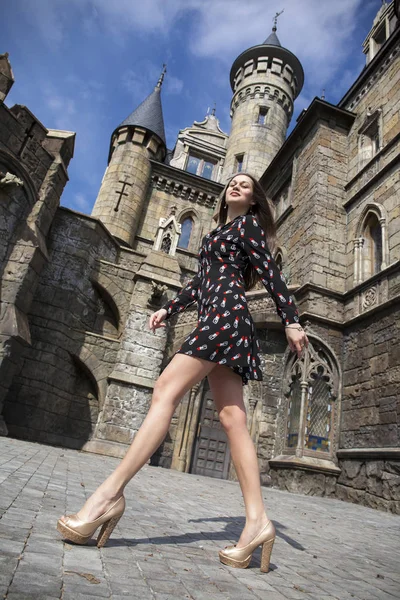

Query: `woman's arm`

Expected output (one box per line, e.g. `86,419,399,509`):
161,268,201,320
239,215,300,326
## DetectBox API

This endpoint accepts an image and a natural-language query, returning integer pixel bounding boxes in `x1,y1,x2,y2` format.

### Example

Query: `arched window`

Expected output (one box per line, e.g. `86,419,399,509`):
282,338,338,459
354,204,387,286
161,232,172,254
275,251,283,271
362,213,382,278
178,217,193,249
304,366,333,453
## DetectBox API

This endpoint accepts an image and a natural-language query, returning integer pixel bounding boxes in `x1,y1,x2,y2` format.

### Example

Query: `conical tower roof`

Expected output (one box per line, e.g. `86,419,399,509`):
119,86,166,146
263,29,281,46
229,25,304,95
116,66,167,146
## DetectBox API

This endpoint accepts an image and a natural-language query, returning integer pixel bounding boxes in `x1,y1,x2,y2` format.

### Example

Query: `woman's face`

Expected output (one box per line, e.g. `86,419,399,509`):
225,174,255,212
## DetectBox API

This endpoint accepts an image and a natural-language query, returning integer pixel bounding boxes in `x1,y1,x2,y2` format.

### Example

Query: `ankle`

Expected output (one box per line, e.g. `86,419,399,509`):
95,481,124,502
245,513,269,526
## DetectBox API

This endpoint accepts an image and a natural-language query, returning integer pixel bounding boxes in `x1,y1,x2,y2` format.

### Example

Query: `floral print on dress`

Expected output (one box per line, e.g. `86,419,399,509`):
162,214,300,385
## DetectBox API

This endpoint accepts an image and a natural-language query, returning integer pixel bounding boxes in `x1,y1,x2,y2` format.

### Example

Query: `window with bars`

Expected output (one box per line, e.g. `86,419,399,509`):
284,341,337,459
304,367,332,453
286,373,301,449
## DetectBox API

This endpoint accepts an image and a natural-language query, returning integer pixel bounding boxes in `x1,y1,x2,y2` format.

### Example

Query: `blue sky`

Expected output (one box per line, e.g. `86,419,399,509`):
2,0,383,214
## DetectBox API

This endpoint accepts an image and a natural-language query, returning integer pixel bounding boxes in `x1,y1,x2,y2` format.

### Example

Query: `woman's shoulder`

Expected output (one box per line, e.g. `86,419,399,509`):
240,214,264,233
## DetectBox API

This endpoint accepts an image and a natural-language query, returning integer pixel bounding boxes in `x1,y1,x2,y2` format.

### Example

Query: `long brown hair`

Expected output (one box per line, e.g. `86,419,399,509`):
213,172,277,291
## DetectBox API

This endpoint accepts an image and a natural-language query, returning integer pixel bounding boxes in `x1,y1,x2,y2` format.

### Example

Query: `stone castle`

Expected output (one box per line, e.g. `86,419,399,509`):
1,1,399,513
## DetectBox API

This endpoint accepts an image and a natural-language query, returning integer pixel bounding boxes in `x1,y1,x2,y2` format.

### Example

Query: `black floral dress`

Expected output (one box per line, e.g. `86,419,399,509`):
161,214,300,385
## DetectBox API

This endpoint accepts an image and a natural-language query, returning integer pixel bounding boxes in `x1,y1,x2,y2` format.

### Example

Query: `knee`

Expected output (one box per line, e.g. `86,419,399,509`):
151,375,179,410
218,405,247,434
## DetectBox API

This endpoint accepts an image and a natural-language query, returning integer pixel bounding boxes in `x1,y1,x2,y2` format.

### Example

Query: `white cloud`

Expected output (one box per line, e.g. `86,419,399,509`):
23,0,367,98
185,0,364,89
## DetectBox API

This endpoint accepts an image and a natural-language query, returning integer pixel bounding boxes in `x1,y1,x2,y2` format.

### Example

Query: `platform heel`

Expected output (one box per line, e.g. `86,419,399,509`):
57,496,125,546
260,536,275,573
219,519,276,572
96,514,122,547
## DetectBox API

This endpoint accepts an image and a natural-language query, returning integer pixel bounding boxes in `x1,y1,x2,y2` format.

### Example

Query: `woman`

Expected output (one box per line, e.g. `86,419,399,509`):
57,173,308,573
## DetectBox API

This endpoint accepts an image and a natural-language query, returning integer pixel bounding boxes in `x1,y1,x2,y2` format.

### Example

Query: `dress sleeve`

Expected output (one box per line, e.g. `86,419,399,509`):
161,266,201,320
239,215,300,327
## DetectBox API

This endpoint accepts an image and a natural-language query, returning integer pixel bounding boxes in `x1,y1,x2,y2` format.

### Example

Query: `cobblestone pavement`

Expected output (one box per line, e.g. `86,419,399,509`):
1,438,400,600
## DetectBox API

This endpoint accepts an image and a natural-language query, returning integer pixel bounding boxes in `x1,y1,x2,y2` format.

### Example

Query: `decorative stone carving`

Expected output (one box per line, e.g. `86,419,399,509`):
148,281,168,307
153,214,181,256
0,171,24,189
362,286,377,309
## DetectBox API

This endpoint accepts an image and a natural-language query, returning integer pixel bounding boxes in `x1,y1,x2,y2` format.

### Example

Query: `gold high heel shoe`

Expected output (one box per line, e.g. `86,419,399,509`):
219,519,276,572
56,496,125,547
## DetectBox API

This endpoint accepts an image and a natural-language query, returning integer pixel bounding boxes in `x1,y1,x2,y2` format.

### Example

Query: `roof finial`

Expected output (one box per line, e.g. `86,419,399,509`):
156,64,167,89
273,9,284,32
321,88,326,100
211,102,216,116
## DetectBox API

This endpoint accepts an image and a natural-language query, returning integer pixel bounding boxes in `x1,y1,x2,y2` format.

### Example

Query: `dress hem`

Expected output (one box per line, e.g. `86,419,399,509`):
174,349,263,386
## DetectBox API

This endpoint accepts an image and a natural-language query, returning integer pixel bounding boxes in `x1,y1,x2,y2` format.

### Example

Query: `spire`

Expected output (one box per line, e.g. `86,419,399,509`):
118,65,167,146
156,63,167,89
263,10,283,46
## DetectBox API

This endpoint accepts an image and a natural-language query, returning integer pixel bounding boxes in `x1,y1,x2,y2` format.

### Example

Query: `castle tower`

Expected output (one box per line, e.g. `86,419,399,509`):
92,68,167,247
223,19,304,180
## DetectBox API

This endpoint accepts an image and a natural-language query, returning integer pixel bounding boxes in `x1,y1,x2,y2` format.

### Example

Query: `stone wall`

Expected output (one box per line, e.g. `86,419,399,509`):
0,99,75,435
341,303,399,449
270,458,400,514
3,209,122,448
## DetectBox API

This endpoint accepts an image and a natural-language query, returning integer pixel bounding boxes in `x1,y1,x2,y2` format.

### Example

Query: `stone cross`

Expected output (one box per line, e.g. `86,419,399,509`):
273,9,284,31
114,179,132,212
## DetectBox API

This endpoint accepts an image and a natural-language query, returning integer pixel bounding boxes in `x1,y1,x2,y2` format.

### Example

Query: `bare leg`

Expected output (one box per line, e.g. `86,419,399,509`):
207,366,269,548
62,354,216,523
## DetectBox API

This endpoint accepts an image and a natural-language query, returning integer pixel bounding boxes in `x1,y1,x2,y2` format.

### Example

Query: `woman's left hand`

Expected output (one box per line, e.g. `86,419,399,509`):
285,325,309,358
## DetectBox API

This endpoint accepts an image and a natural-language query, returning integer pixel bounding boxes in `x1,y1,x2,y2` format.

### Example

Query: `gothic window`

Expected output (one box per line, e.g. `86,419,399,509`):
257,106,268,125
283,339,338,460
286,370,301,448
235,154,244,173
178,217,193,249
161,232,172,254
186,153,216,180
304,366,332,453
362,213,383,278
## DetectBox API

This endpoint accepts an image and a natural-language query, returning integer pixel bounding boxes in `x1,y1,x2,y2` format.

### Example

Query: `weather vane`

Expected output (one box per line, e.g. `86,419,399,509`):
273,9,284,32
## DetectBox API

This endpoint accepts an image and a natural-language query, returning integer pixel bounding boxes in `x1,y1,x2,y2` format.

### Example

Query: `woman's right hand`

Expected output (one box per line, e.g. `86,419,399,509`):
149,308,168,333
